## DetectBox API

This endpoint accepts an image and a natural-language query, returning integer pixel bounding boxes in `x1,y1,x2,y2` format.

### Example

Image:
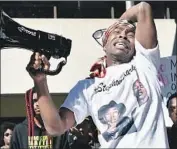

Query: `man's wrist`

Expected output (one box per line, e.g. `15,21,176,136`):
34,80,49,95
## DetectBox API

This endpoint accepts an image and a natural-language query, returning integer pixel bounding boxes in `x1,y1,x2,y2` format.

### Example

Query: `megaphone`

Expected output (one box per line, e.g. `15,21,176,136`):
0,9,72,75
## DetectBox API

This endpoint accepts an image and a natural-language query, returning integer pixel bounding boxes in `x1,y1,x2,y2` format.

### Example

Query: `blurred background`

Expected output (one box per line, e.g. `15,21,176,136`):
0,1,177,19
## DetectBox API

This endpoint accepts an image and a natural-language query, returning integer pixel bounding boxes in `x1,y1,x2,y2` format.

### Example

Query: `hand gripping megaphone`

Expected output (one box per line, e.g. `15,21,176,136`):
0,9,72,75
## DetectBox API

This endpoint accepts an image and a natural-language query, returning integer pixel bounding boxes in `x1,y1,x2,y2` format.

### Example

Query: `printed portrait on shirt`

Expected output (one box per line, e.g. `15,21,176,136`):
133,79,149,106
98,101,136,142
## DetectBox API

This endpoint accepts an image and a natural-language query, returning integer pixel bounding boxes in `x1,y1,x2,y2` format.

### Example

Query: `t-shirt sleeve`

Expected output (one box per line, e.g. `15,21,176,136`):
135,38,160,71
60,81,90,125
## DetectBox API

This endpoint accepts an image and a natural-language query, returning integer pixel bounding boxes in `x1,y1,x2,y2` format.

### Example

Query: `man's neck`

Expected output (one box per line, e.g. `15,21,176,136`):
106,57,122,67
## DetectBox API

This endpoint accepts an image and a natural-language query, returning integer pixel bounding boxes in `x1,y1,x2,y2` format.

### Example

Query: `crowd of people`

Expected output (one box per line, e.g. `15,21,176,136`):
0,2,177,149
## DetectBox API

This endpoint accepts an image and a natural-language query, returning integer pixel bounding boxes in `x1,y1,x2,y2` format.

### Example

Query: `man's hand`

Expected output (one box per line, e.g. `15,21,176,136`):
120,2,157,49
27,52,50,83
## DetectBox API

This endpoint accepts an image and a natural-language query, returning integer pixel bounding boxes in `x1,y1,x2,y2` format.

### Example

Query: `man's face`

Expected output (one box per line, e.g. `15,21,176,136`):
105,107,120,126
104,23,135,63
168,97,177,124
33,92,40,115
133,80,148,101
104,24,135,63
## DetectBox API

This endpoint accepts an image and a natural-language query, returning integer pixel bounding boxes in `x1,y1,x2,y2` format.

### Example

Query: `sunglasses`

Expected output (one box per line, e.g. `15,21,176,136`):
92,28,106,47
4,133,12,137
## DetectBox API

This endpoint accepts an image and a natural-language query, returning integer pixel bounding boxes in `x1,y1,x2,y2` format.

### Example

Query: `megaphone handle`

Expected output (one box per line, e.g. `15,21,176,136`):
26,52,66,76
44,59,66,75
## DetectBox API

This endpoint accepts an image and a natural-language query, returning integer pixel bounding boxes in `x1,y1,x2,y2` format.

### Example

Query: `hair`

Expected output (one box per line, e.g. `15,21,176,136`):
25,87,36,137
25,87,49,148
0,122,15,146
166,92,177,108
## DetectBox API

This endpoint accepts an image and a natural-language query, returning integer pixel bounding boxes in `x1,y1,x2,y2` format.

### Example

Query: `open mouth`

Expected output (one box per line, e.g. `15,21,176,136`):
113,39,129,50
138,90,143,96
115,43,126,48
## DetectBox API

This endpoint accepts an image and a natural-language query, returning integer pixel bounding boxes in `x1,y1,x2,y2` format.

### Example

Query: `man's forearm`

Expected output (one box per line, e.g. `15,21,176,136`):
120,2,156,49
120,2,152,23
34,80,66,136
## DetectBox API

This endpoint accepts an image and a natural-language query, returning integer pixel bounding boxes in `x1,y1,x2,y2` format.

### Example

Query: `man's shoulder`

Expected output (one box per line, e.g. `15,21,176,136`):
74,78,95,89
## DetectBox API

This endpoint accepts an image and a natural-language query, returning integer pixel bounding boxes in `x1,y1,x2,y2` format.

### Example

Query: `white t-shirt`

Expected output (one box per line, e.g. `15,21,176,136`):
61,39,169,148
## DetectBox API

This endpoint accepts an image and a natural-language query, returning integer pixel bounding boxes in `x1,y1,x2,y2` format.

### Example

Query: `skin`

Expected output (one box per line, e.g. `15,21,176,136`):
3,129,13,147
27,2,158,136
105,107,120,132
168,97,177,124
33,92,40,115
32,92,46,129
133,80,149,106
104,23,136,65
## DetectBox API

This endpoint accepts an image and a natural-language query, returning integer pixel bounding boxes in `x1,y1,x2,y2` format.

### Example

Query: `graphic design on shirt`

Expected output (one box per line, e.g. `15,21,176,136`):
98,101,136,142
133,79,149,106
28,136,52,149
94,65,136,95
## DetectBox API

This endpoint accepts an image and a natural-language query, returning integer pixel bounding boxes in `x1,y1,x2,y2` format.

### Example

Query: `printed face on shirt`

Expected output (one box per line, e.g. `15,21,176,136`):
104,23,135,63
105,107,120,127
98,101,126,128
133,79,149,106
168,97,177,124
33,92,40,115
4,129,13,145
98,101,136,142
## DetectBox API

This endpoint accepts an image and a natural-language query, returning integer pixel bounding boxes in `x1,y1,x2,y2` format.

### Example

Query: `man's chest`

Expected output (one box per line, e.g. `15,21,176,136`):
87,64,156,131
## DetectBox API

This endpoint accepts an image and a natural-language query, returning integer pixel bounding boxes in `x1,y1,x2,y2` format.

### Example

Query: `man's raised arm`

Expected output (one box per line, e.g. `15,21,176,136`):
26,52,76,136
35,80,76,136
120,2,157,49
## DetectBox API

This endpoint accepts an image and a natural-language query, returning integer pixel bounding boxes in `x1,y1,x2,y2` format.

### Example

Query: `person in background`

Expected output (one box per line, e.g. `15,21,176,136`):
10,87,70,149
166,92,177,149
0,122,15,149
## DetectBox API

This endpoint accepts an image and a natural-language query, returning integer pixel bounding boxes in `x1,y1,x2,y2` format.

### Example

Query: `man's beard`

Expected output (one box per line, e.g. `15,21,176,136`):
111,52,134,64
108,46,136,64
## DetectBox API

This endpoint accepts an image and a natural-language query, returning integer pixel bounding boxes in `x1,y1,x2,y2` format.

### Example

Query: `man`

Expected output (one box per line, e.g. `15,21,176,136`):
26,2,169,148
10,87,70,149
166,92,177,149
167,93,177,125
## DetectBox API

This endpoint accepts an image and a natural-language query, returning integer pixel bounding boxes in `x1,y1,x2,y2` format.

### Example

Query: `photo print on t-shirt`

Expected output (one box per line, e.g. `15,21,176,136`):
98,101,137,142
132,79,149,106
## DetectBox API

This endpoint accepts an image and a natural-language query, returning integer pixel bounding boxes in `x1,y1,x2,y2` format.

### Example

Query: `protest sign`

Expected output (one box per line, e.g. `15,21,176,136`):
158,55,176,101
